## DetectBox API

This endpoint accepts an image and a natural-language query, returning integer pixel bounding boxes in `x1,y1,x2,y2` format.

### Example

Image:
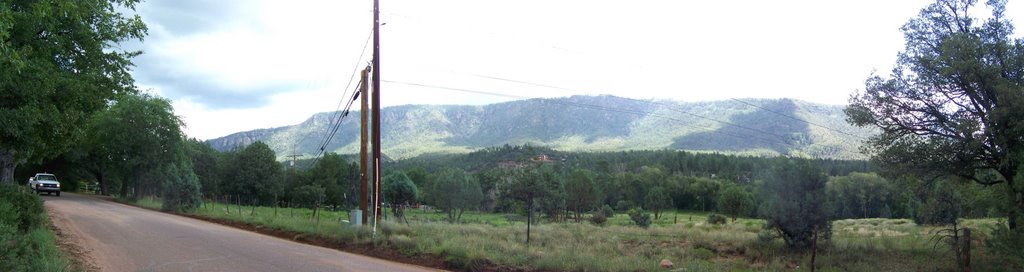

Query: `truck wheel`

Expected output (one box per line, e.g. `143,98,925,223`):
56,192,61,197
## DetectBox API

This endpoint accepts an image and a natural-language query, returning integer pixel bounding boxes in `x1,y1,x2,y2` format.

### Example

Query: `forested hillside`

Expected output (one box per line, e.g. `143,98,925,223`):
208,95,875,160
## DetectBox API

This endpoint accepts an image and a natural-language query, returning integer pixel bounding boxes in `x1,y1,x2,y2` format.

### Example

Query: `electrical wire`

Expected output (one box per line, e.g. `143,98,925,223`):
382,80,803,150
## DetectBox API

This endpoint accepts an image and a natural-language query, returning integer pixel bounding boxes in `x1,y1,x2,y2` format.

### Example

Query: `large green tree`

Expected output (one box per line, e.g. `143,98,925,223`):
0,0,147,185
718,185,754,222
308,152,346,207
846,0,1024,229
221,141,282,205
80,94,186,199
383,172,418,222
427,168,483,222
565,169,598,222
762,158,830,251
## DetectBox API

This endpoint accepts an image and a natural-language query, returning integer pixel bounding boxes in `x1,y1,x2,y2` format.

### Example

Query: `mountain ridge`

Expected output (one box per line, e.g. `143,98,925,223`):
206,95,874,160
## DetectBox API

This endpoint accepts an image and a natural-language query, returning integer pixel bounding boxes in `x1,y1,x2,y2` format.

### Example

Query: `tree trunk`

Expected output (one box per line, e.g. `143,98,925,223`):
1002,169,1021,230
0,148,17,186
810,230,817,272
527,197,533,245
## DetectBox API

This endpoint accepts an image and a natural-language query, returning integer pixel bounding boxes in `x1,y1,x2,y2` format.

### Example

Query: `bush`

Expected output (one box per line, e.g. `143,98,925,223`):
987,222,1024,267
589,212,607,226
706,213,727,225
0,186,70,271
628,208,651,228
162,165,202,212
0,186,44,232
601,204,615,219
615,200,634,211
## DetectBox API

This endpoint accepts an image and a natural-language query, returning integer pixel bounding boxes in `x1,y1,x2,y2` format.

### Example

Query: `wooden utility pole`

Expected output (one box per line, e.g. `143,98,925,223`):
371,0,383,225
359,66,370,224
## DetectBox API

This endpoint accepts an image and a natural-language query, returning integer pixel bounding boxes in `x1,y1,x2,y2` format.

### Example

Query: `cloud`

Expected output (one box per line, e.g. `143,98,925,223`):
129,0,367,110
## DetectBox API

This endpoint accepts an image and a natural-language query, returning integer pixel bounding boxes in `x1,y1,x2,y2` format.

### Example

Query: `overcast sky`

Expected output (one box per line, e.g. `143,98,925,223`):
128,0,1024,140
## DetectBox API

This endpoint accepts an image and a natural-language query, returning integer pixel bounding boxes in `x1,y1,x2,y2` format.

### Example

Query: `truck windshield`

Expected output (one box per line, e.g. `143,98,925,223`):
37,175,57,181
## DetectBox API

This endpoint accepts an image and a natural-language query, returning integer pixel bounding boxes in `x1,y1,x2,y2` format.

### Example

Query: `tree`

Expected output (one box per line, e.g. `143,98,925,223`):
644,186,672,220
1,0,147,185
308,153,346,207
383,172,418,222
221,142,282,205
762,158,830,251
185,139,221,197
565,169,598,222
161,163,202,212
76,94,186,199
718,185,754,222
845,0,1024,229
427,168,482,222
504,165,559,244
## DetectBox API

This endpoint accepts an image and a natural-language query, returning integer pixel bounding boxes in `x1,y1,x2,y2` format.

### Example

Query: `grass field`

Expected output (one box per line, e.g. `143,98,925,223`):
134,197,1020,271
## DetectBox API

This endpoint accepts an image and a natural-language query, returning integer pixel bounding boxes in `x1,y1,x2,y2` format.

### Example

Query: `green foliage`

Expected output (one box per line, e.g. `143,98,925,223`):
826,172,907,219
600,204,615,219
589,211,607,226
913,179,963,226
428,168,483,222
987,221,1024,267
0,186,71,271
565,169,597,222
615,200,633,211
706,213,728,225
383,172,418,220
762,158,831,250
290,184,325,208
221,141,282,205
76,93,187,199
504,165,563,220
717,185,754,222
644,186,672,220
846,0,1024,228
186,139,221,196
161,163,202,212
0,186,43,232
628,207,651,228
307,152,347,207
0,0,147,184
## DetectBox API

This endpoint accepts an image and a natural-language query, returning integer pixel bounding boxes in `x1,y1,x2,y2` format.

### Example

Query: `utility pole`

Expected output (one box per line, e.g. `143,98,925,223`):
371,0,383,227
359,66,370,225
288,145,300,168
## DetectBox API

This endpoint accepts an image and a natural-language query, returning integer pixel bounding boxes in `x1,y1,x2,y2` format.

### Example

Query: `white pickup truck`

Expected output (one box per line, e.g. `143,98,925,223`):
28,173,61,196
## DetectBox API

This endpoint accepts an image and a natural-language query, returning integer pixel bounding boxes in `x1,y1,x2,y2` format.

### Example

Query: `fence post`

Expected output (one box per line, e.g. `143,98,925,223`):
963,228,971,272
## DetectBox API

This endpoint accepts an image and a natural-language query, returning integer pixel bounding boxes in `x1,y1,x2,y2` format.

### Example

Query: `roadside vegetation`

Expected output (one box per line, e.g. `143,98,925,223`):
132,195,1017,271
0,186,73,272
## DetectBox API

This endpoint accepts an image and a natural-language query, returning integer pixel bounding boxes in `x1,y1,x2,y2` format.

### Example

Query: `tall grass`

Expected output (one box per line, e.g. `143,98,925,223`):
0,186,73,272
133,196,1017,271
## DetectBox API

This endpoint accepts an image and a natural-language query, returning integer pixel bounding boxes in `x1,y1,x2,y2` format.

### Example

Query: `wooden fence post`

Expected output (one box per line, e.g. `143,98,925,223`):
963,228,971,272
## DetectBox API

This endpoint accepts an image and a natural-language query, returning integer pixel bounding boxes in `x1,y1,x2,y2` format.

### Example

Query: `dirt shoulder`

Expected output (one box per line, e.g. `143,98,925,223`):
47,205,101,272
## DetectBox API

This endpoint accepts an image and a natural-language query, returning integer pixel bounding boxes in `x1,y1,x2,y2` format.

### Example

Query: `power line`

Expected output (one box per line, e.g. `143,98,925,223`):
382,80,802,150
442,72,800,143
297,30,374,155
310,79,363,166
729,98,866,140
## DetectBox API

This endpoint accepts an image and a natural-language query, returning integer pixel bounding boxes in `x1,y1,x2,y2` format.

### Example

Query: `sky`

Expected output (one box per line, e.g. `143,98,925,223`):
126,0,1024,140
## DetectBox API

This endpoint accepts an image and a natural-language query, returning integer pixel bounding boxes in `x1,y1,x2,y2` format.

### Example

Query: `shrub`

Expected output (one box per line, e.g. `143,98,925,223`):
628,208,651,228
601,204,615,219
706,213,727,225
589,212,607,226
987,222,1024,267
692,248,715,260
615,200,634,211
0,186,44,232
162,164,202,212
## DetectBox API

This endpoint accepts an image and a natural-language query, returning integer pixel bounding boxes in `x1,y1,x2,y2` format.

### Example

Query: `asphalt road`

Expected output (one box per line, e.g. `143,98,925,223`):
44,193,441,272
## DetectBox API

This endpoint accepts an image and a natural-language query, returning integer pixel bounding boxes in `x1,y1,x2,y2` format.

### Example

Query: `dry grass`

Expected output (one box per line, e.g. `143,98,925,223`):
134,197,1018,271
